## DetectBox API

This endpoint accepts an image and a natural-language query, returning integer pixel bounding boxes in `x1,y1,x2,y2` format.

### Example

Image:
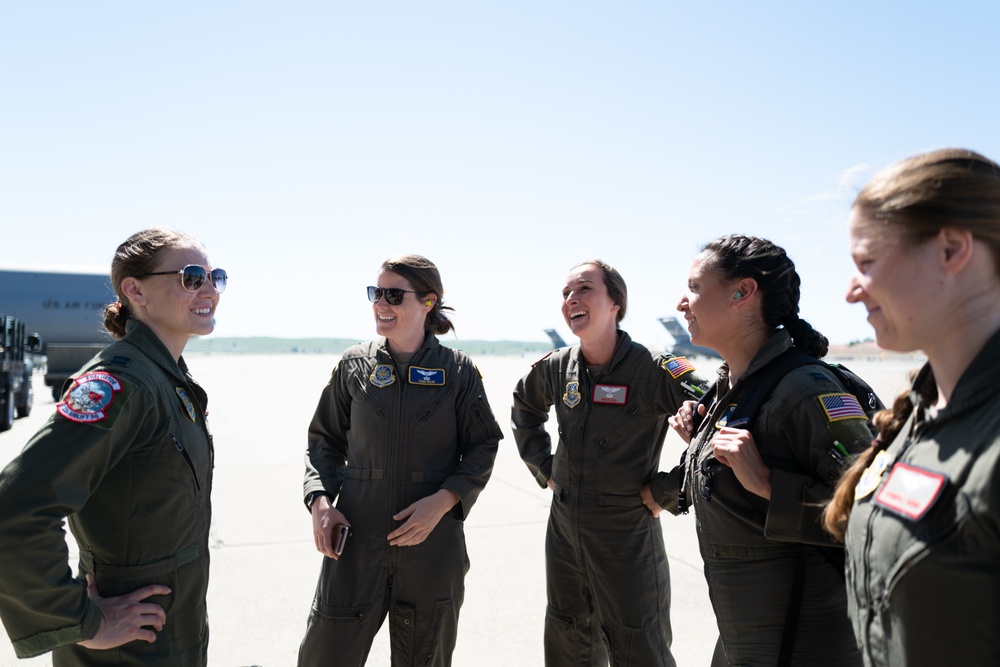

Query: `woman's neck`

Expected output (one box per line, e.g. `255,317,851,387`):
579,328,619,366
719,324,771,384
924,306,1000,409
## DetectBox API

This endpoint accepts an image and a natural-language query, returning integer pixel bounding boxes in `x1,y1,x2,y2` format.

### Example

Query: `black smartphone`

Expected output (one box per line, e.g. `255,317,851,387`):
334,524,350,556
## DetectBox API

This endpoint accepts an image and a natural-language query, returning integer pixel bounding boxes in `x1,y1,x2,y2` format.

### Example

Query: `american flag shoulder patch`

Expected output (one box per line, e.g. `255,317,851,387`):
817,393,867,422
661,355,695,379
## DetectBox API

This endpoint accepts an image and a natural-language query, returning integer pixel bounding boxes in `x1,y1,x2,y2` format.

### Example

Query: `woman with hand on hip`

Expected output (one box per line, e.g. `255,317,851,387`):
0,228,225,665
824,148,1000,666
299,254,502,667
512,260,707,667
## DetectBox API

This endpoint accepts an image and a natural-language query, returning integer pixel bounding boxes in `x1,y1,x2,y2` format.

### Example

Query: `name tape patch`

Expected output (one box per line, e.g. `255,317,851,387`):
409,367,445,386
592,384,628,405
873,462,947,521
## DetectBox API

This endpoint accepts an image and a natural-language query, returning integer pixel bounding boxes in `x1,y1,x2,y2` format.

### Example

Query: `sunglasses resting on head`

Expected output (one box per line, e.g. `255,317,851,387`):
138,265,229,294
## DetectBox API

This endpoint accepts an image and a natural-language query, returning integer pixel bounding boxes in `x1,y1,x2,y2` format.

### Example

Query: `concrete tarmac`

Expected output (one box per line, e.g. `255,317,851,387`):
0,351,919,666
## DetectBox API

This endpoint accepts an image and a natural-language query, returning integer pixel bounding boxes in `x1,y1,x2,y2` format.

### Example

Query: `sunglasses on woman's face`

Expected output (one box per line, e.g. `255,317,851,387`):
367,286,417,305
138,265,228,294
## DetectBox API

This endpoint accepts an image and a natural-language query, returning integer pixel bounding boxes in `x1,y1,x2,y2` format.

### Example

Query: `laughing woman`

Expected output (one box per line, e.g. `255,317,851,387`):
0,229,226,666
299,254,502,667
824,148,1000,666
512,260,707,667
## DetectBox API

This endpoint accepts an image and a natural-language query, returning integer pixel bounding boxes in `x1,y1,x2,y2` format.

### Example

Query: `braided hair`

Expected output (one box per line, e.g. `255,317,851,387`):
700,234,829,358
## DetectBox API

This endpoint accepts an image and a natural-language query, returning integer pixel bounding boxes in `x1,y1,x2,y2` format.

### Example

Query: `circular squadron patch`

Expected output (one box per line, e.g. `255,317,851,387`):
57,372,124,424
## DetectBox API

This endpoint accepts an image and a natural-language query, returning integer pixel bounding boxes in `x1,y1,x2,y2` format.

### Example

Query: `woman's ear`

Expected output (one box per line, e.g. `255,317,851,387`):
734,278,758,302
938,227,974,276
120,276,147,308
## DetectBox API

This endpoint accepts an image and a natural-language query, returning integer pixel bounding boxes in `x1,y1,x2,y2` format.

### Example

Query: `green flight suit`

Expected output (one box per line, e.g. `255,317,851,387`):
649,331,872,666
0,320,213,666
299,332,502,667
845,328,1000,666
512,330,707,667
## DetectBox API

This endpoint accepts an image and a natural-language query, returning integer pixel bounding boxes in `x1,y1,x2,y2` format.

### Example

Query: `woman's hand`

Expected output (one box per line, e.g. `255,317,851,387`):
640,484,662,518
388,489,460,546
711,427,772,499
311,495,351,559
78,574,170,649
668,400,705,444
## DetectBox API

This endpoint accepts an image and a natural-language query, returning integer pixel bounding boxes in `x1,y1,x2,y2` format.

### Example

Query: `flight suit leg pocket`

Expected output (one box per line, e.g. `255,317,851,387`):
617,623,674,667
389,601,416,665
300,602,377,666
417,593,464,667
544,605,590,666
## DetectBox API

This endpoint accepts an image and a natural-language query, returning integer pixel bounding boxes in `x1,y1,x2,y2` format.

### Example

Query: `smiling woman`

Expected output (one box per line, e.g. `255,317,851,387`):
0,228,223,665
299,253,502,667
824,148,1000,667
512,259,708,667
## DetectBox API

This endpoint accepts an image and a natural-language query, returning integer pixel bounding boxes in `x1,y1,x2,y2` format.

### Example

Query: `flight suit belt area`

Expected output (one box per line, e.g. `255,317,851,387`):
343,467,451,483
551,484,645,508
78,544,200,579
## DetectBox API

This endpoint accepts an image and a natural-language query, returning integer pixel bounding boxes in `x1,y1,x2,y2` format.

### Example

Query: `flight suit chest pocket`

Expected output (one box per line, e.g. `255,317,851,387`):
872,479,963,600
169,431,206,493
596,400,647,450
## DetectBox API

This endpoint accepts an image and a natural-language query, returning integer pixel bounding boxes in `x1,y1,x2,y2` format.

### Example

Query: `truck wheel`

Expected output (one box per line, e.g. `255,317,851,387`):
0,383,14,432
16,378,32,419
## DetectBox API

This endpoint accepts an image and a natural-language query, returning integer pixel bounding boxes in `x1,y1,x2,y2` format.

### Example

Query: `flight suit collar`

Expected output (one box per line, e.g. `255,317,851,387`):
122,318,195,386
375,330,441,364
569,329,633,373
715,329,793,395
909,325,1000,427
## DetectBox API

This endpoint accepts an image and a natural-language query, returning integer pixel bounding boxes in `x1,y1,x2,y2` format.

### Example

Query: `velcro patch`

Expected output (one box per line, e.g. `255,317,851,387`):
370,364,395,388
563,381,581,408
592,384,628,405
874,462,946,521
817,393,867,422
661,356,695,379
409,367,445,385
57,372,123,424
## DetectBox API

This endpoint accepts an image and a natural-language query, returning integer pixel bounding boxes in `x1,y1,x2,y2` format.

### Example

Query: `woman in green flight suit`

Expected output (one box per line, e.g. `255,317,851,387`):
0,228,226,665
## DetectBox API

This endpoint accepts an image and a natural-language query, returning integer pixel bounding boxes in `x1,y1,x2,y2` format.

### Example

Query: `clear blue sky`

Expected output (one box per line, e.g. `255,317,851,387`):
3,2,998,347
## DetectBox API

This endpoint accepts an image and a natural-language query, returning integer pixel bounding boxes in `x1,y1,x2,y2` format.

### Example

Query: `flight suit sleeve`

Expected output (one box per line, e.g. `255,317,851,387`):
0,379,160,658
511,360,555,489
440,362,503,519
759,381,875,545
655,354,710,413
646,355,709,512
303,363,352,506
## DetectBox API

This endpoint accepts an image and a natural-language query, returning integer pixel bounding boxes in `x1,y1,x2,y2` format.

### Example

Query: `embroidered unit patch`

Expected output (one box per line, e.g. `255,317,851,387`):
592,384,628,405
370,364,396,388
57,372,123,424
661,356,695,379
409,367,445,385
817,393,867,421
176,387,197,422
855,449,892,500
563,381,581,408
874,462,947,520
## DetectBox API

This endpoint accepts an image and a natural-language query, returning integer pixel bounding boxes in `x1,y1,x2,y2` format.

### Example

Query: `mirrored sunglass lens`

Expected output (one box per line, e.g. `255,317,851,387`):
210,269,228,293
367,286,379,302
181,266,208,291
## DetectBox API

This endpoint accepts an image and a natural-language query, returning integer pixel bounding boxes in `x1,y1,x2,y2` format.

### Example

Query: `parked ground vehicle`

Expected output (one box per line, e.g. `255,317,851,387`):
0,269,113,401
0,315,44,432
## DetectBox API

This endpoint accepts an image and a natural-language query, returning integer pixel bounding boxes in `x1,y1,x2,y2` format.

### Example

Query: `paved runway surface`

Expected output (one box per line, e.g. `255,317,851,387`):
0,351,918,666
